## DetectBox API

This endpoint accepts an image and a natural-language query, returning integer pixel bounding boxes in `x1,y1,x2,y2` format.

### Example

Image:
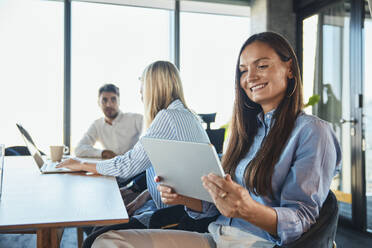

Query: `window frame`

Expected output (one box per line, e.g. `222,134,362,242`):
63,0,250,148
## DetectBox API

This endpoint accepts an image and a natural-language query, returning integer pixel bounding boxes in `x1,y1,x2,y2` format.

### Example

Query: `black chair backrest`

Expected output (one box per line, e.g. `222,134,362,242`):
198,113,216,130
276,190,339,248
206,128,225,154
5,146,45,156
198,113,225,154
5,146,31,156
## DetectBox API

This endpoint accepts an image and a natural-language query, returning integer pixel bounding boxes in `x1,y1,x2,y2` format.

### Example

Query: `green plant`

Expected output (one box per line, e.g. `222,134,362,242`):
304,94,320,108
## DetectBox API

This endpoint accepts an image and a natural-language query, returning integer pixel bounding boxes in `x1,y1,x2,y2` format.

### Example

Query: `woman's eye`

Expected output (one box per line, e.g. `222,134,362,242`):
240,70,248,76
258,65,268,69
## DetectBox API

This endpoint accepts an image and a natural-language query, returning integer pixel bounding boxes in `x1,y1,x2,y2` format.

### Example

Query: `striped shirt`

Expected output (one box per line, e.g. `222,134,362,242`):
96,99,210,224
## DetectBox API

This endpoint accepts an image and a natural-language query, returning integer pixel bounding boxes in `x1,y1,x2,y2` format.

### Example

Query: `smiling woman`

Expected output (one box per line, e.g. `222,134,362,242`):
238,41,293,114
90,32,341,248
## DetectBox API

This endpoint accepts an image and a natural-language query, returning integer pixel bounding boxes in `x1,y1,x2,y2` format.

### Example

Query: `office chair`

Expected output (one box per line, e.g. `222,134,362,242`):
198,113,226,154
5,146,31,156
5,146,45,156
276,190,339,248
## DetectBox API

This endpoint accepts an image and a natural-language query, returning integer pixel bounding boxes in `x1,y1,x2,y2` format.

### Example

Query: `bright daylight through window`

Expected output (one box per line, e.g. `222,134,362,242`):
0,0,64,152
71,1,171,151
0,0,250,153
180,9,250,129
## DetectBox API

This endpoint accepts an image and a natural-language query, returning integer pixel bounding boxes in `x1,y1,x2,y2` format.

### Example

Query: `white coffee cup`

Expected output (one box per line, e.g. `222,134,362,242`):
50,145,69,162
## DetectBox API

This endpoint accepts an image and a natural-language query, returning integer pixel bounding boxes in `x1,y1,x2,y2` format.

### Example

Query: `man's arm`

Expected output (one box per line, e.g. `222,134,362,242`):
75,123,103,158
101,150,116,159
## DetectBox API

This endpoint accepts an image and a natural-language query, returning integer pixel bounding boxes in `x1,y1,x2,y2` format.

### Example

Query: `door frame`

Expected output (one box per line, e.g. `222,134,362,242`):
295,0,367,231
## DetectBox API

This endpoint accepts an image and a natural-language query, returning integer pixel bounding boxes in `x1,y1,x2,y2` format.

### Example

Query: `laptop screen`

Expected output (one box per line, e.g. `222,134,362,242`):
16,124,44,168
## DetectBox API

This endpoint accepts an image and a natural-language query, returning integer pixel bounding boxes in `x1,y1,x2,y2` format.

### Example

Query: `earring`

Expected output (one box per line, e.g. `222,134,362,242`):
287,78,297,98
244,102,255,109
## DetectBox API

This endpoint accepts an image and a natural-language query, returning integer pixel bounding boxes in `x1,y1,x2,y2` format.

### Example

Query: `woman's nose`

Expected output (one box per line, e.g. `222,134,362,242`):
246,69,259,83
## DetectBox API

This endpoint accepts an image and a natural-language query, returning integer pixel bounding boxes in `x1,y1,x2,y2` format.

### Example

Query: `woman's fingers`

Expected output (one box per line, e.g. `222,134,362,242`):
202,176,227,201
56,159,70,168
56,158,78,168
160,191,178,199
157,185,180,204
157,184,173,193
206,173,228,189
154,176,162,183
225,174,233,182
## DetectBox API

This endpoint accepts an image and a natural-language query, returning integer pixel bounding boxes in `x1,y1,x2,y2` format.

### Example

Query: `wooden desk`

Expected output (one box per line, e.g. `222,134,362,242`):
0,156,128,248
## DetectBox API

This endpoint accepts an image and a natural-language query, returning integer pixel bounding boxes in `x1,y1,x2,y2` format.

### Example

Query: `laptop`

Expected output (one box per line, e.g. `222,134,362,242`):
140,137,225,202
16,123,100,174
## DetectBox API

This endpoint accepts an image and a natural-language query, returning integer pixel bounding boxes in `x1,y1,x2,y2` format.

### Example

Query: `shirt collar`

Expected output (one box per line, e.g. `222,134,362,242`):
167,99,185,110
257,109,275,128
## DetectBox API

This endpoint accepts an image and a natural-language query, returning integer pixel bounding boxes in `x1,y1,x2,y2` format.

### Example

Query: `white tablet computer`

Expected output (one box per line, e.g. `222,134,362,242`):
140,137,226,202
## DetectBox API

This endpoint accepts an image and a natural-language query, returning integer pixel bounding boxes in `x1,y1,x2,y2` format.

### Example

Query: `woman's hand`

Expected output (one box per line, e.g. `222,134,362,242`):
56,158,98,173
56,158,84,171
202,173,256,219
155,176,202,212
203,173,278,235
155,176,187,205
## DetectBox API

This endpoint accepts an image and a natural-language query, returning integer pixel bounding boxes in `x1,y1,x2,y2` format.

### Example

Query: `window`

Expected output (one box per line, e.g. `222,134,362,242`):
71,1,171,150
302,15,318,114
302,3,352,220
364,1,372,229
0,0,251,153
180,3,250,128
0,0,64,152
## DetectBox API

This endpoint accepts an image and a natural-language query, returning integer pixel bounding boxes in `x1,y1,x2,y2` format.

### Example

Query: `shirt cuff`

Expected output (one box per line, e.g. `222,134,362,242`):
96,159,115,175
273,207,303,245
185,201,218,219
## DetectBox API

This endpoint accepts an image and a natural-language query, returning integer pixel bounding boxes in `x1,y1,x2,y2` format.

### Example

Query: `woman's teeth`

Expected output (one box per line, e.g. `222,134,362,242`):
250,83,267,92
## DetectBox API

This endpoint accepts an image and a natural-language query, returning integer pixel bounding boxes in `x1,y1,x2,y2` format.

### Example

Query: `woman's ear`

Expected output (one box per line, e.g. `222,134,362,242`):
286,59,294,79
288,69,294,79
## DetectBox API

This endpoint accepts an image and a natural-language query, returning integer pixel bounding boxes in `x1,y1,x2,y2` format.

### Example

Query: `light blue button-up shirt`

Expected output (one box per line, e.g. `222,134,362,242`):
188,110,342,246
96,99,210,225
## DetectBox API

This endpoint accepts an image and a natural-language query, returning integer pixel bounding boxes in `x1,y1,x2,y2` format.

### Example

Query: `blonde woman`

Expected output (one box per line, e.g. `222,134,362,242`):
58,61,211,247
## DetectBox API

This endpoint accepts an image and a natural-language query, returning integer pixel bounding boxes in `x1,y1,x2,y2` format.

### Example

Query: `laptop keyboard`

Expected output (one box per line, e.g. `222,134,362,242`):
41,161,70,172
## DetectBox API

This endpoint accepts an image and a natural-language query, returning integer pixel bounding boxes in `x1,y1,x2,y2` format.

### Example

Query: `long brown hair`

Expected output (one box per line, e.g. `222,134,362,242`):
222,32,303,196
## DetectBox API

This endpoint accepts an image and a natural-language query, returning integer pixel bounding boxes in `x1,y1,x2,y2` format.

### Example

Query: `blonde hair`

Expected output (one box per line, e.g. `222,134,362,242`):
142,61,187,128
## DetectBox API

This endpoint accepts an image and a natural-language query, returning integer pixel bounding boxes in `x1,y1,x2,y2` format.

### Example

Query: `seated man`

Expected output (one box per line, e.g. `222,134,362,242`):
75,83,143,159
76,84,145,236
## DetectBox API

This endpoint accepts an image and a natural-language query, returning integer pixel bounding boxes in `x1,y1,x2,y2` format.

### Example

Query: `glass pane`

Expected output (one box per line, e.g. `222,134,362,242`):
302,2,352,220
303,15,318,115
364,0,372,230
0,0,64,152
71,1,171,152
180,11,250,129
